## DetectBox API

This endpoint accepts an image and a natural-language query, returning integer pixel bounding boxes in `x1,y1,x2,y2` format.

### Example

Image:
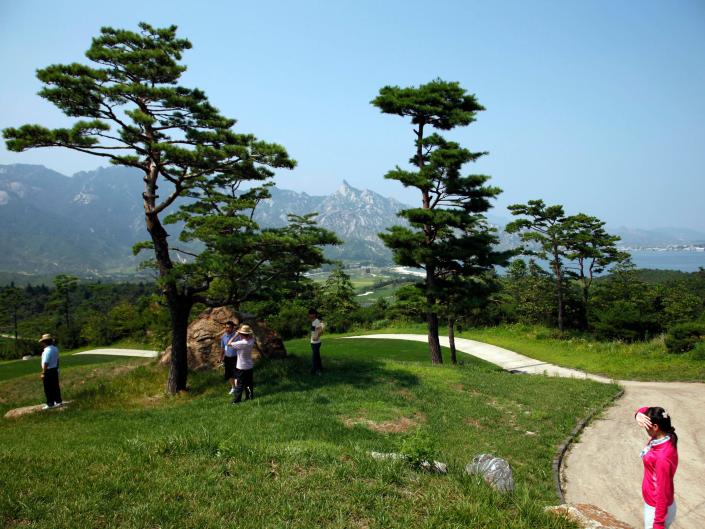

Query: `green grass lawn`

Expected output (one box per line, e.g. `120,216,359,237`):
0,353,141,383
351,323,705,382
457,325,705,382
0,337,618,529
0,340,158,383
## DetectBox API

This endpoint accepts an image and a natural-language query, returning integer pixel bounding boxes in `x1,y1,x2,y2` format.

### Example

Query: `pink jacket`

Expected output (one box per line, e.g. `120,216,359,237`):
636,407,678,529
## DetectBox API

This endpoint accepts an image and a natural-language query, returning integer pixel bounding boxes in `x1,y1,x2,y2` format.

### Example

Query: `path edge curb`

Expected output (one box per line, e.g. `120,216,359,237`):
552,387,625,503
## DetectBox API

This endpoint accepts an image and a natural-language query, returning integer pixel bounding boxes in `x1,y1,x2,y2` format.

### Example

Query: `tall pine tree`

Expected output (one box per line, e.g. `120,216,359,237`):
3,23,300,392
506,200,568,331
372,79,506,363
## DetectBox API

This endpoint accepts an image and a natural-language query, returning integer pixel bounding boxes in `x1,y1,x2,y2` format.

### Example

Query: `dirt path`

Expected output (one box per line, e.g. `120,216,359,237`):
349,334,705,528
563,380,705,529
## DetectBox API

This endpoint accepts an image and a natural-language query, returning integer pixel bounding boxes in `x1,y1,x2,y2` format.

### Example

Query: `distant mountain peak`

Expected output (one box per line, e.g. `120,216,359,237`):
336,179,358,195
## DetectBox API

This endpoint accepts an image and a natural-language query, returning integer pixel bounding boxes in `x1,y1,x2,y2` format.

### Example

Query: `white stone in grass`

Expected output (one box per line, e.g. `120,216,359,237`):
369,451,404,461
465,453,514,493
368,451,448,474
4,401,72,419
420,460,448,474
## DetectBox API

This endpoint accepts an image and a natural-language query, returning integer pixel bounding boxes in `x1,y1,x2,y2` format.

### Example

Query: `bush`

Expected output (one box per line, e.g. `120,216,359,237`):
687,341,705,361
266,301,311,341
0,338,42,360
665,322,705,354
399,430,435,469
591,301,661,342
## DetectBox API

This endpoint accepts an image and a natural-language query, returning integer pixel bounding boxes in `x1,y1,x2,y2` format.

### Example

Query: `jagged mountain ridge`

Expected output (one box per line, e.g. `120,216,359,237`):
257,181,407,261
0,165,406,274
1,164,703,277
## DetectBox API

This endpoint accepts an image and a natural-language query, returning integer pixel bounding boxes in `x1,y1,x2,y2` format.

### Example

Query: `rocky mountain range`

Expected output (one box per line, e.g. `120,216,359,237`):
0,164,407,276
1,164,704,278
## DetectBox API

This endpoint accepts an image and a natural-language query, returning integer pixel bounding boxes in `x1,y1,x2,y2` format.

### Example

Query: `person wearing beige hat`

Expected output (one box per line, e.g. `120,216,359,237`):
39,333,62,409
227,324,255,404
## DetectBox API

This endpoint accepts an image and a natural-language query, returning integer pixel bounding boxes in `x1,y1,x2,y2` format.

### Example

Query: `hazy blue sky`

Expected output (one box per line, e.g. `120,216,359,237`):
1,0,704,230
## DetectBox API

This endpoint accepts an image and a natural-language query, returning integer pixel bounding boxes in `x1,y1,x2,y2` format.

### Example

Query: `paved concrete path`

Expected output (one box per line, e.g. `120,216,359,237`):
347,334,613,382
73,348,159,358
348,334,705,529
563,380,705,529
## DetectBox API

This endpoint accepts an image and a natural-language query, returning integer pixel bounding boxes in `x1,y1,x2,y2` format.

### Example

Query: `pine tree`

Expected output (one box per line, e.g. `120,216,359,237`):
506,200,568,331
3,24,298,392
372,79,507,363
561,213,628,312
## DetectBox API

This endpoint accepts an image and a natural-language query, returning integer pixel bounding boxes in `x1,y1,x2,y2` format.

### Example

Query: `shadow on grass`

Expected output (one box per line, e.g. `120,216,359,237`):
187,353,420,400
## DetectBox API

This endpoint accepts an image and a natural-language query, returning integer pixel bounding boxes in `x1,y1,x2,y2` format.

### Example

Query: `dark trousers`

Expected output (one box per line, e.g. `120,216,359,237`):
43,368,62,406
232,368,254,403
311,342,322,373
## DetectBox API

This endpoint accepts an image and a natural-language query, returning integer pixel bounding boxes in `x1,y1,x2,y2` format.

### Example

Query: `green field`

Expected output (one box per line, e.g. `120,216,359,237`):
311,266,416,306
458,325,705,382
0,338,618,528
353,323,705,381
0,353,140,383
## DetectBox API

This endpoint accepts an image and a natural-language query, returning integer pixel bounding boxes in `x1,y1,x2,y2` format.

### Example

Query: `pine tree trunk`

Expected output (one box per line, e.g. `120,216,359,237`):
427,311,442,364
448,317,457,365
557,283,564,332
144,202,193,395
553,246,564,332
582,284,590,329
166,295,192,394
425,264,442,364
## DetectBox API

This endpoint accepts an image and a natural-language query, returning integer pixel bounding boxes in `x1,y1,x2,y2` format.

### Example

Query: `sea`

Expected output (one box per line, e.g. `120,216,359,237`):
626,250,705,273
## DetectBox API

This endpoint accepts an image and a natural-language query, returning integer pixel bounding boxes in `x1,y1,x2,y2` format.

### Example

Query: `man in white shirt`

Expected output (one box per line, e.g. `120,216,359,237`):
39,333,62,409
308,308,324,375
227,324,255,404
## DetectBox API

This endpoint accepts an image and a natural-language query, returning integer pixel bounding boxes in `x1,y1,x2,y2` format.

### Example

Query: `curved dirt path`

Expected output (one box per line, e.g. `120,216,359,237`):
348,334,705,529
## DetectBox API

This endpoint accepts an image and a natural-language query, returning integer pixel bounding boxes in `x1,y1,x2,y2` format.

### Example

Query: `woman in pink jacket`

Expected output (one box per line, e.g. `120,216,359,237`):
635,406,678,529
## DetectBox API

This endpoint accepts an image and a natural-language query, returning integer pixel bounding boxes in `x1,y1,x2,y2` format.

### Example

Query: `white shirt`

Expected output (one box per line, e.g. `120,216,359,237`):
230,337,255,370
310,318,323,344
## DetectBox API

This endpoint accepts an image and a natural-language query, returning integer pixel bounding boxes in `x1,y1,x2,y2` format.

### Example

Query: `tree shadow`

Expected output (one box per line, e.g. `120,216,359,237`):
186,353,420,399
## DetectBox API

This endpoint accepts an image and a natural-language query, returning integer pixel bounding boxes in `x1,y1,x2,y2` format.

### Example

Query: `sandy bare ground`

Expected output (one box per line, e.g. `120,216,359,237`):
349,334,705,528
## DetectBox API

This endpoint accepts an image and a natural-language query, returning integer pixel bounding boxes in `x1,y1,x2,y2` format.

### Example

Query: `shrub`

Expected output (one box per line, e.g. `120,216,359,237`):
665,322,705,354
266,301,311,341
399,430,435,469
687,341,705,361
0,338,42,360
591,301,661,342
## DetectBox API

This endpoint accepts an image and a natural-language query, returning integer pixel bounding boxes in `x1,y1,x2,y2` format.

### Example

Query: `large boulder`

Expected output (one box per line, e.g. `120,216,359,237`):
160,307,286,370
465,453,515,493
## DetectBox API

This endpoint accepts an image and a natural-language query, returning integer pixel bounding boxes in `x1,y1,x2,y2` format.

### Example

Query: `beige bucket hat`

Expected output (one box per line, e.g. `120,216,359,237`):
39,333,54,343
238,324,254,335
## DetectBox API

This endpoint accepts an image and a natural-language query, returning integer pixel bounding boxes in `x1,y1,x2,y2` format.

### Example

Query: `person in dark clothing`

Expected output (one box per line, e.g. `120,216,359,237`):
39,333,62,409
308,308,324,375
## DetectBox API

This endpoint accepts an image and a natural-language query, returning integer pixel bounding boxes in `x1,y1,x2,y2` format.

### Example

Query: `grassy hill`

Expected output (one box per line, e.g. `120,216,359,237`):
0,338,618,528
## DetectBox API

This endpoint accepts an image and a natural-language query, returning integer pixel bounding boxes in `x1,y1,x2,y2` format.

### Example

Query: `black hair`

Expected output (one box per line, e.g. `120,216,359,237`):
308,308,318,317
225,321,235,326
646,407,678,448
